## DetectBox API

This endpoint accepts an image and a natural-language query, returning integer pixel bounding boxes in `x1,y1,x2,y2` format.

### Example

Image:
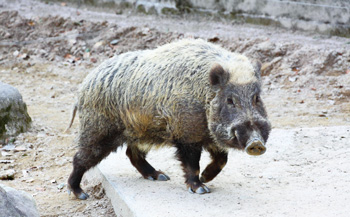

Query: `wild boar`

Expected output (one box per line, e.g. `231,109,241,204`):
67,39,271,200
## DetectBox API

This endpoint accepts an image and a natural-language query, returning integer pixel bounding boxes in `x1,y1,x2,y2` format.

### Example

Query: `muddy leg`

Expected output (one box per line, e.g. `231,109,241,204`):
126,145,170,181
200,147,228,183
175,143,210,194
68,133,122,200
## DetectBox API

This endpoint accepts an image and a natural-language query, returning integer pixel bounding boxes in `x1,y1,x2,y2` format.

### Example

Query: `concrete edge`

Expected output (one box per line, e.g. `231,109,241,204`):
86,166,135,217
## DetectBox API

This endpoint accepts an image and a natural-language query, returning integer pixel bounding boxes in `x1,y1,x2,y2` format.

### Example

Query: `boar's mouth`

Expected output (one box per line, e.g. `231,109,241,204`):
212,124,262,151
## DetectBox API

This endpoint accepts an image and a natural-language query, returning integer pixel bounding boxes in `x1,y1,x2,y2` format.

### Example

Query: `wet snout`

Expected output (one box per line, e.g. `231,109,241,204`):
245,131,266,156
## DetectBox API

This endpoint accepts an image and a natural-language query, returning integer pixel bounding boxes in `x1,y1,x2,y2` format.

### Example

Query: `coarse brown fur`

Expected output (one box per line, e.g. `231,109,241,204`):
67,39,271,199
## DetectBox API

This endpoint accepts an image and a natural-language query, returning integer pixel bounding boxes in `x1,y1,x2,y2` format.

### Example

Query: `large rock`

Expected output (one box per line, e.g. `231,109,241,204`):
0,82,31,144
0,184,40,217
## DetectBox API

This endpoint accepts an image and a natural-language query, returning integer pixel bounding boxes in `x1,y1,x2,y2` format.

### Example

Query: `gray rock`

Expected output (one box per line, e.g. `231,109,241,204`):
0,184,40,217
0,82,31,144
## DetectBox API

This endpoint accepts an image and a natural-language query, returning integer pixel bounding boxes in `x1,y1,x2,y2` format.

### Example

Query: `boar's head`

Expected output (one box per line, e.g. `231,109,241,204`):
207,60,271,155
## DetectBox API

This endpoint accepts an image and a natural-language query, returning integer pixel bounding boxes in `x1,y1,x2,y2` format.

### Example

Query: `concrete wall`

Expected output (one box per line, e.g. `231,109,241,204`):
68,0,350,37
192,0,349,24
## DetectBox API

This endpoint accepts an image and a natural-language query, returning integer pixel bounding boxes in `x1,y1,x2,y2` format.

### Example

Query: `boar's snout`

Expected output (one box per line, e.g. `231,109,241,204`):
245,138,266,156
245,131,266,156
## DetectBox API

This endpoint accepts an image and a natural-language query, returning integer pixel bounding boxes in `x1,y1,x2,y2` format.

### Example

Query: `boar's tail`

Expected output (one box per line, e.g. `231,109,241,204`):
64,103,78,133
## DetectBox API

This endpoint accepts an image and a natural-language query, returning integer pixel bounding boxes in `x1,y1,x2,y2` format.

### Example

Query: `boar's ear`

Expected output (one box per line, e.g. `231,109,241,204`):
209,64,229,90
253,59,262,79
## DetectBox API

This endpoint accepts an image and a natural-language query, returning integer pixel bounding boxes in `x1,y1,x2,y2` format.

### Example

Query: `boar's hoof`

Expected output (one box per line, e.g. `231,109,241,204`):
157,173,170,181
188,185,210,194
147,171,170,181
147,176,155,181
77,192,90,200
68,188,89,200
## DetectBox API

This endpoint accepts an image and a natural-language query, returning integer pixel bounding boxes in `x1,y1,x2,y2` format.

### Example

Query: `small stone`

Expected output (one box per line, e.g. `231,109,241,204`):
83,52,90,59
110,39,120,45
14,146,27,152
93,41,105,49
0,169,15,180
35,187,45,192
57,183,65,190
56,159,67,166
22,170,30,177
50,179,57,184
208,36,220,42
141,28,150,35
2,144,15,151
48,53,56,61
1,151,12,157
25,178,35,183
13,50,19,57
288,76,297,82
26,143,33,149
39,49,48,57
20,53,30,60
327,100,335,105
0,160,14,164
90,58,97,63
68,39,77,46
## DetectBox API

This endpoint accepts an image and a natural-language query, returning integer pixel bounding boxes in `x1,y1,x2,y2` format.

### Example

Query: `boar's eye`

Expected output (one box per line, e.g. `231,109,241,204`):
227,98,235,106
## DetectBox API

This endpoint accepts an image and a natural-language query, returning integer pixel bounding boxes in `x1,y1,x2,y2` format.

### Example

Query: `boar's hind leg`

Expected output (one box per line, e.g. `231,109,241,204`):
200,147,228,183
126,145,170,181
68,128,123,200
175,143,210,194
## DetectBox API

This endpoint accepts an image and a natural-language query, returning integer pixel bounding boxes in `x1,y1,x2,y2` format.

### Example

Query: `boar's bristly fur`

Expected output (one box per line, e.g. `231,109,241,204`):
67,39,271,199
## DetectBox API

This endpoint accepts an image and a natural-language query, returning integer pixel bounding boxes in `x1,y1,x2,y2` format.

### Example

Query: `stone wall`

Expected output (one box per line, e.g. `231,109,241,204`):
48,0,350,37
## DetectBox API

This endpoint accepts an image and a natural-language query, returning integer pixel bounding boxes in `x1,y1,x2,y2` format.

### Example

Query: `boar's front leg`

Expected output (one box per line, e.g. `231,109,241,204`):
126,145,170,181
200,146,228,183
175,143,210,194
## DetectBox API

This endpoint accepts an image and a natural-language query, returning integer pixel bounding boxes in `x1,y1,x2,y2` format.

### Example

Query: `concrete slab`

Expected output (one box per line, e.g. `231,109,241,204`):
87,127,350,217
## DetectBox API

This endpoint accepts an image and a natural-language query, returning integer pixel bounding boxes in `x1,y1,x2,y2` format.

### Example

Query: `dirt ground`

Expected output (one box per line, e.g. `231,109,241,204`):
0,0,349,216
